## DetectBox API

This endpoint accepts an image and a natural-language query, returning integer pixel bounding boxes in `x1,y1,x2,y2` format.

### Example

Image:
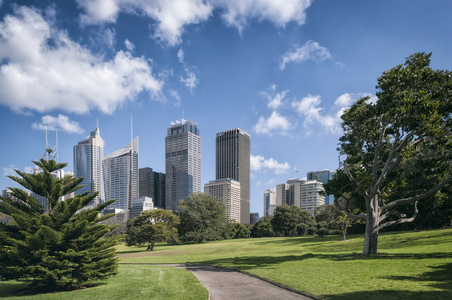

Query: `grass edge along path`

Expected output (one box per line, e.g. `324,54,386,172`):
0,264,209,300
118,229,452,300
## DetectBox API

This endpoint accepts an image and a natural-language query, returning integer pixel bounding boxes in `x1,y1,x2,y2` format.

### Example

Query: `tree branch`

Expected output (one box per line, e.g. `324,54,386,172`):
377,201,418,231
381,176,452,213
334,196,366,221
372,121,387,180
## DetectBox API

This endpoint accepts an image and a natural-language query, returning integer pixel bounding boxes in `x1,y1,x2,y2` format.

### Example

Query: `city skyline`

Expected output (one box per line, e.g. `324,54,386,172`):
1,0,451,217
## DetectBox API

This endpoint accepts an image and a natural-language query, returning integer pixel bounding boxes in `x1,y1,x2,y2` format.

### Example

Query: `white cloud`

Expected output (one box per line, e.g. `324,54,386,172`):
177,48,185,63
334,93,354,107
125,39,135,51
0,6,163,115
180,68,198,91
3,165,16,177
292,95,340,134
262,89,288,110
250,154,291,175
32,114,84,134
77,0,212,46
213,0,312,33
280,40,331,69
77,0,312,46
3,165,35,177
253,111,292,135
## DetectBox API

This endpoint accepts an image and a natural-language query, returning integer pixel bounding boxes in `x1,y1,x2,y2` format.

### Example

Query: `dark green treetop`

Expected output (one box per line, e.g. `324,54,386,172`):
0,157,121,291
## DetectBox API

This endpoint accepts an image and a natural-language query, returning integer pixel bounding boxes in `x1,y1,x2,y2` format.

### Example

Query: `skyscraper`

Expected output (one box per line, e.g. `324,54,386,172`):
216,128,250,224
73,126,104,205
139,167,166,209
165,119,202,210
103,137,139,210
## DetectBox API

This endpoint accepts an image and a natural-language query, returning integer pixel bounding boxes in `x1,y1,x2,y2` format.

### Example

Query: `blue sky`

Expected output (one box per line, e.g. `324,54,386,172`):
1,0,451,217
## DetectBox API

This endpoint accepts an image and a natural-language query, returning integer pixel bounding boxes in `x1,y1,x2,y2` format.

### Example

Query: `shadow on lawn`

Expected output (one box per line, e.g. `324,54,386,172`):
383,262,452,291
324,262,452,299
324,290,451,300
197,252,452,271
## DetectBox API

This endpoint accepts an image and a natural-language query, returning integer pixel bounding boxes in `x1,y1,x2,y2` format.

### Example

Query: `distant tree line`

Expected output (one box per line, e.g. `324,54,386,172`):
125,193,250,250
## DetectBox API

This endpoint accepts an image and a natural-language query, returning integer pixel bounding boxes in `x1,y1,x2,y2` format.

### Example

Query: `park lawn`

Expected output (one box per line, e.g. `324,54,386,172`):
0,265,208,300
118,228,452,300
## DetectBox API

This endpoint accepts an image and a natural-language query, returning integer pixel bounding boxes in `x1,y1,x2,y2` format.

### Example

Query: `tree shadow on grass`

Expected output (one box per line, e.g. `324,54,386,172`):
0,282,107,298
383,262,452,291
196,252,452,271
323,290,450,300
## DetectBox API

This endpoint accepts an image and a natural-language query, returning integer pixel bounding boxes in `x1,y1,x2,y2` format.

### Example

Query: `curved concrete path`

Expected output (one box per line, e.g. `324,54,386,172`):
149,263,320,300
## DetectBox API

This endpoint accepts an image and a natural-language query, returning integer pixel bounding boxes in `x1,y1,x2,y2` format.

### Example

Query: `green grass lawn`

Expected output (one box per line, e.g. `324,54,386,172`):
118,228,452,300
1,229,450,299
0,265,208,300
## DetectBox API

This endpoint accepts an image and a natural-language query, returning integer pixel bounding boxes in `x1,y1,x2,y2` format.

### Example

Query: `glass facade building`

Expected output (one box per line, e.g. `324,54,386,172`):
73,127,104,206
307,170,336,205
165,119,201,210
103,137,139,210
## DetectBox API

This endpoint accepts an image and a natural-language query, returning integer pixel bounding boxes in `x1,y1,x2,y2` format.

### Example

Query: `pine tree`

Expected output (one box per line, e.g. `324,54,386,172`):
0,153,121,291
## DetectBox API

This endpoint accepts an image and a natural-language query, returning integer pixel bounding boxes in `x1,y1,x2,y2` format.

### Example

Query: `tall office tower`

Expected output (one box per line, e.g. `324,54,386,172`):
216,128,250,224
165,119,202,210
139,167,154,199
205,179,241,223
307,170,336,205
300,180,325,215
73,126,105,205
139,167,166,209
103,137,139,210
263,188,276,216
153,172,166,209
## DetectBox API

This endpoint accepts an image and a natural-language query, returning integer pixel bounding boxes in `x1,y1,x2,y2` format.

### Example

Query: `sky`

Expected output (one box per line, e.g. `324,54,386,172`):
1,0,451,217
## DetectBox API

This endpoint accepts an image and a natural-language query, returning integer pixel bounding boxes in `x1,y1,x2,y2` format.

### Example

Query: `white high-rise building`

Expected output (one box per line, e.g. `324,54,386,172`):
165,119,202,210
205,179,241,223
73,126,104,205
263,188,276,216
103,137,139,210
300,180,325,215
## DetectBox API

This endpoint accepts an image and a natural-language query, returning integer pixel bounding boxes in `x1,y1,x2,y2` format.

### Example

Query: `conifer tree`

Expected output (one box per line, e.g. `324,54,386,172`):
0,152,121,291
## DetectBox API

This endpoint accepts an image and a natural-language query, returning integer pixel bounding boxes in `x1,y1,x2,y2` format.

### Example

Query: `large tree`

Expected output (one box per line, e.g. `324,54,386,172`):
126,209,180,251
325,53,452,255
177,193,228,243
0,155,120,290
271,205,315,236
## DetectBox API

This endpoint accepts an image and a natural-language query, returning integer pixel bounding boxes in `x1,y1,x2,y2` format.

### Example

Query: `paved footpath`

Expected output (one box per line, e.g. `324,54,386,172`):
169,264,319,300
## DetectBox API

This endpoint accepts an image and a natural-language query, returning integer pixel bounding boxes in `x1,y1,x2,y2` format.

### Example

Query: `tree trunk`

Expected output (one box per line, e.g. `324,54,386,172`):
146,242,155,251
362,197,379,255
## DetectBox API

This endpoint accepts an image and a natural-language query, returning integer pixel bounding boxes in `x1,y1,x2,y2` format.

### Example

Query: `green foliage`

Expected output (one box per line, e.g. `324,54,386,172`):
271,205,316,236
325,52,452,254
126,209,180,251
0,157,120,291
177,193,228,243
225,222,250,239
250,216,275,238
296,223,309,236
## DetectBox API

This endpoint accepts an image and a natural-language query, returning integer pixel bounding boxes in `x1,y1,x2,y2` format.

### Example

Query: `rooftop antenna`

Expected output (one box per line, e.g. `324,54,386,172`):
182,109,185,121
129,114,133,209
43,127,58,161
